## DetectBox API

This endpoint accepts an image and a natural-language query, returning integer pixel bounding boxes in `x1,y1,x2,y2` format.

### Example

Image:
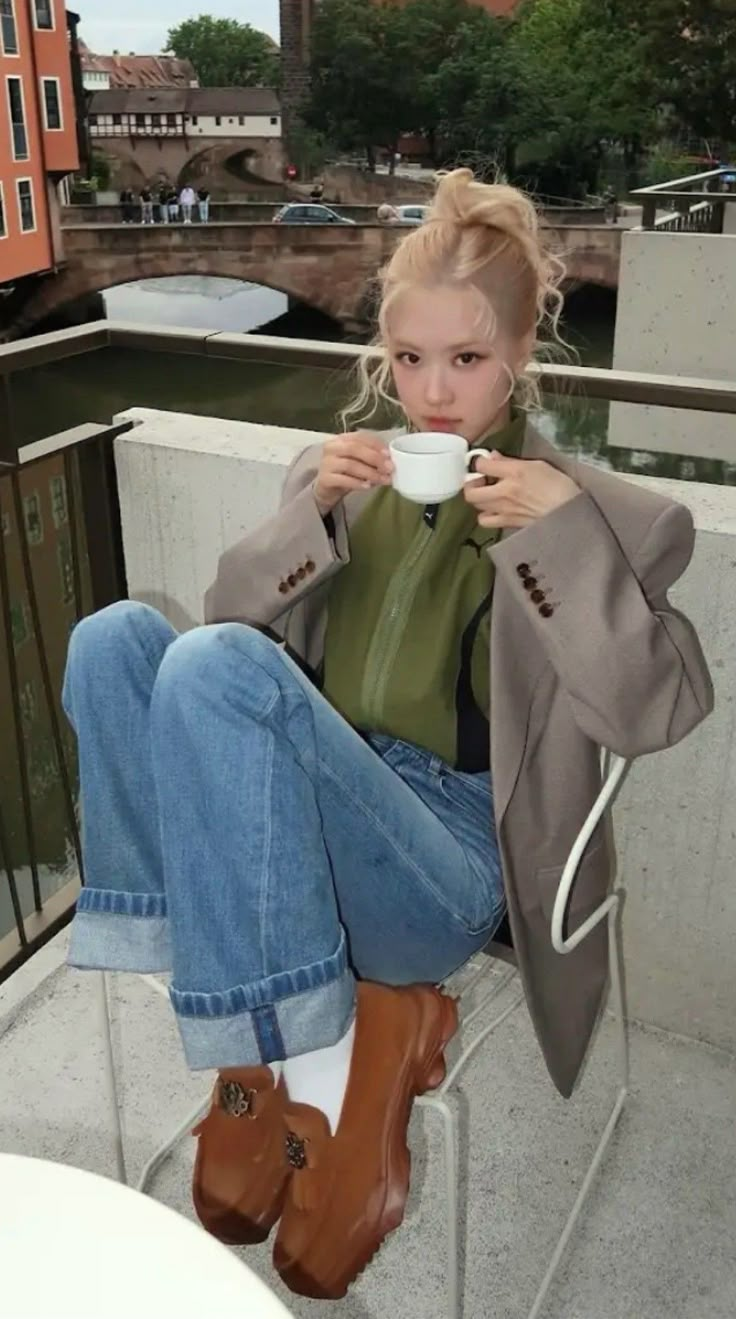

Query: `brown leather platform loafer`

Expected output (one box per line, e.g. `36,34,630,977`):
192,1066,289,1245
272,980,458,1298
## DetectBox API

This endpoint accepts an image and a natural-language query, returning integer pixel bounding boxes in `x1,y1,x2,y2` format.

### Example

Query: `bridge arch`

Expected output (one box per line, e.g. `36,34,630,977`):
10,222,621,338
12,245,362,337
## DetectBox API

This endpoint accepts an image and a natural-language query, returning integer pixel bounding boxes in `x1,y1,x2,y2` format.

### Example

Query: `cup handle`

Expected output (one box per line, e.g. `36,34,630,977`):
464,448,491,482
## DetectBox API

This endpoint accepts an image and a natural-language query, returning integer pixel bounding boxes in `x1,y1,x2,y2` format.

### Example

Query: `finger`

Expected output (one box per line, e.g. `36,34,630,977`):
482,452,526,477
339,439,393,471
478,511,531,528
463,478,511,506
327,474,386,496
328,458,391,485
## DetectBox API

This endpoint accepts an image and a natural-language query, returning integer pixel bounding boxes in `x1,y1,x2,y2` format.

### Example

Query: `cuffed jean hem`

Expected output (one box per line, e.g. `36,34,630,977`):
174,970,357,1069
67,910,172,974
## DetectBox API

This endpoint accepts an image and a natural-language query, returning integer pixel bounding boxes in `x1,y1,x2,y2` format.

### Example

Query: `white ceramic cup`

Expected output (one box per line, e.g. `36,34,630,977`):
389,432,489,504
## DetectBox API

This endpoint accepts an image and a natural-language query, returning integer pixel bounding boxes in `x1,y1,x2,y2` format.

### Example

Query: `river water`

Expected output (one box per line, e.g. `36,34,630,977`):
12,275,734,486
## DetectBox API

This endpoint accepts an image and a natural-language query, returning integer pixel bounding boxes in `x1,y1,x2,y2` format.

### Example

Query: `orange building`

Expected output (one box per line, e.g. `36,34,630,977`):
0,0,79,287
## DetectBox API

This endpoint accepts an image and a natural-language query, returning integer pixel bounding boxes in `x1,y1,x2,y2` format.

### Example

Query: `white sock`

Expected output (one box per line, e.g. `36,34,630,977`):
283,1018,356,1135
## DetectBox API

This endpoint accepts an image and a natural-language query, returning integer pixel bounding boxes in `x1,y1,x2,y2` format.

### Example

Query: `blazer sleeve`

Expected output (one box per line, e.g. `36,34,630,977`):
203,445,350,626
490,491,714,758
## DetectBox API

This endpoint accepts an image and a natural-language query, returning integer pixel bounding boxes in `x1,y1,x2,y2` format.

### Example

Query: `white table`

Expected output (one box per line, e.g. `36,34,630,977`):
0,1153,295,1318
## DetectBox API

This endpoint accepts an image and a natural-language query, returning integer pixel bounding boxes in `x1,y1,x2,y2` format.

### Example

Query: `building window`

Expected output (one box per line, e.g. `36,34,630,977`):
112,112,121,125
42,77,61,130
151,113,161,128
49,474,68,528
17,178,35,233
0,0,18,54
135,113,145,127
23,491,42,543
58,536,74,605
190,114,198,125
270,117,278,126
215,115,221,126
88,113,97,125
238,115,244,126
7,76,28,159
166,113,176,127
0,183,6,239
33,0,53,28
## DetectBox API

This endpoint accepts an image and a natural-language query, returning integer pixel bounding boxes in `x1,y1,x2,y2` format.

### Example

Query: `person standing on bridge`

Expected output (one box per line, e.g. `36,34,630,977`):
167,187,179,223
139,186,154,226
197,186,210,223
179,184,196,224
119,187,134,224
157,184,169,224
61,168,712,1301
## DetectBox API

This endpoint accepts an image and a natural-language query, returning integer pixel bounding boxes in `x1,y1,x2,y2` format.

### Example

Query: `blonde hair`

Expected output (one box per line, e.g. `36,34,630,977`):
341,168,566,429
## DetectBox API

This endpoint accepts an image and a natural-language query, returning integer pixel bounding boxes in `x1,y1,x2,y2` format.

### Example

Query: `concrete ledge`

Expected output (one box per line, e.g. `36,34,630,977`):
114,409,736,1052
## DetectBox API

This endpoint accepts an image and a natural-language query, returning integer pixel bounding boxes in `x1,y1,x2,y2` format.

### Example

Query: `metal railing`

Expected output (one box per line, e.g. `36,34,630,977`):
1,319,735,982
0,387,133,981
632,167,736,233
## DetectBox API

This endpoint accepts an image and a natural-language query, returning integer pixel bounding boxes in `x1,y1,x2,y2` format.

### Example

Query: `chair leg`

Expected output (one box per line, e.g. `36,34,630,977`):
417,1093,461,1319
136,1094,211,1194
525,910,629,1319
98,971,127,1184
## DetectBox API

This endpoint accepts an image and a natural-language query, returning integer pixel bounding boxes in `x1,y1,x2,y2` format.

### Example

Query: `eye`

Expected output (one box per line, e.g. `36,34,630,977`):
456,352,482,366
395,351,421,366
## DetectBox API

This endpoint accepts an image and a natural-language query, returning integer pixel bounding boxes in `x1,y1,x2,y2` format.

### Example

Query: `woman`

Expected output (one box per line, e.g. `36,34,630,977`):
62,170,712,1299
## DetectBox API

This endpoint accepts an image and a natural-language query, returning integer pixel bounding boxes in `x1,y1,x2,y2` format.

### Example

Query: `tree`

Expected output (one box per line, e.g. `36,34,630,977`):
165,16,279,88
307,0,415,169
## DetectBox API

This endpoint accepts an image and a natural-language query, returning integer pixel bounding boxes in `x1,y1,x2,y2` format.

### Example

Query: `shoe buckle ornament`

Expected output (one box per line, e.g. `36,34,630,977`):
285,1130,309,1169
219,1079,257,1119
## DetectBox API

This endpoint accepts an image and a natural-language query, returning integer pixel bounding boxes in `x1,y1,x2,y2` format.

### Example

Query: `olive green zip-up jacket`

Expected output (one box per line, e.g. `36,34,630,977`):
321,415,525,769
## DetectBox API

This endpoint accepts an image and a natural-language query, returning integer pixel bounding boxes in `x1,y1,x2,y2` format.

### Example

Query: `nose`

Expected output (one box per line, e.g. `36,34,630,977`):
423,364,453,409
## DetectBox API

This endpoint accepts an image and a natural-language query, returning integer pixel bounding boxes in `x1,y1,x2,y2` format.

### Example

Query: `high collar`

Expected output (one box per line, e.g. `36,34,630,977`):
474,410,526,457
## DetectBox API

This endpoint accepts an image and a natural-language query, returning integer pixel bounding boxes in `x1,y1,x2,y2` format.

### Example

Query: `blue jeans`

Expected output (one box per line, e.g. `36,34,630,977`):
63,602,505,1070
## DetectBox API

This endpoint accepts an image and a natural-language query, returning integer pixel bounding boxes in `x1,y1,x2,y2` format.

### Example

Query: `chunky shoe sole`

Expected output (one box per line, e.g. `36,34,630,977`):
193,1181,288,1247
274,985,459,1298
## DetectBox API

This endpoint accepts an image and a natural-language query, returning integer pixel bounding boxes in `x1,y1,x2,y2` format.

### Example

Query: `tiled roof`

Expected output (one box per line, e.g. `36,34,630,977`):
87,87,281,116
80,49,198,89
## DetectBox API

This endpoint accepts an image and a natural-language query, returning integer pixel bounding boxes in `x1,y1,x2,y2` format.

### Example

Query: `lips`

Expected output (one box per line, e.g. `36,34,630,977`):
426,418,461,432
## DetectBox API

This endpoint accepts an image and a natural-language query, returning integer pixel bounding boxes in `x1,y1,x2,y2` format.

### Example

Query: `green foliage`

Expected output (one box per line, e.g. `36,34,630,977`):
165,15,279,88
305,0,736,190
90,150,111,190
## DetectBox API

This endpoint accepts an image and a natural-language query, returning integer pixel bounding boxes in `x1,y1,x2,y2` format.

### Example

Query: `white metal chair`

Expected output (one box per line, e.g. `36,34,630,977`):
98,749,629,1318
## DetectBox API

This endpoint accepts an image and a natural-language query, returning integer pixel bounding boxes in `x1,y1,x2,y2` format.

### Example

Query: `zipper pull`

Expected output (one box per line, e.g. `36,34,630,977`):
423,503,439,530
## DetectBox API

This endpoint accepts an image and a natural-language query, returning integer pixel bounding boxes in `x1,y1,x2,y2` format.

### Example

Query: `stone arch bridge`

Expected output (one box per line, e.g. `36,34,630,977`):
11,222,622,337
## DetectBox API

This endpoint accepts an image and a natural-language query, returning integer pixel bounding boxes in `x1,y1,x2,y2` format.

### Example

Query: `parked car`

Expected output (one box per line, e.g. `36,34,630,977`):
273,204,356,225
394,204,429,225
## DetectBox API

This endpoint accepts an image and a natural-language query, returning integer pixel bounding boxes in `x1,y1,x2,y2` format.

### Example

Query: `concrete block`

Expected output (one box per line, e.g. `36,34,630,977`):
609,230,736,461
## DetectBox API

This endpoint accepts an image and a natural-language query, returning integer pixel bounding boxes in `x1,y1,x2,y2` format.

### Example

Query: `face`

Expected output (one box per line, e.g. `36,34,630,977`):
386,284,522,444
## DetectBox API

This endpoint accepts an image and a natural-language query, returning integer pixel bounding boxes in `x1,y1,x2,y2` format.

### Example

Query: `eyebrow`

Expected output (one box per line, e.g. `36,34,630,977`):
392,341,487,352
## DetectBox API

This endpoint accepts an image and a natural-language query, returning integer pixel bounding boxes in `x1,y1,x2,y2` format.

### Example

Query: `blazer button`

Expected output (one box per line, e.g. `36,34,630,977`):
523,576,538,591
516,563,530,577
531,588,545,604
288,573,297,587
539,603,555,618
278,581,289,595
296,566,306,580
305,559,316,574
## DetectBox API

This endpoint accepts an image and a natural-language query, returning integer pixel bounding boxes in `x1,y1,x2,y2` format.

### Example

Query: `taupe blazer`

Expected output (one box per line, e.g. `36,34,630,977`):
204,423,713,1096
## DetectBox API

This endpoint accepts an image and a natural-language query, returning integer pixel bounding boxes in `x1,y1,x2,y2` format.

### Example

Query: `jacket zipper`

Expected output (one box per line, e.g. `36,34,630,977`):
360,515,436,726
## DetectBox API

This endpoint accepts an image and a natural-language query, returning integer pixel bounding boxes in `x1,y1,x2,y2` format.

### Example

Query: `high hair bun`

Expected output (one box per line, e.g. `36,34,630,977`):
428,167,540,241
